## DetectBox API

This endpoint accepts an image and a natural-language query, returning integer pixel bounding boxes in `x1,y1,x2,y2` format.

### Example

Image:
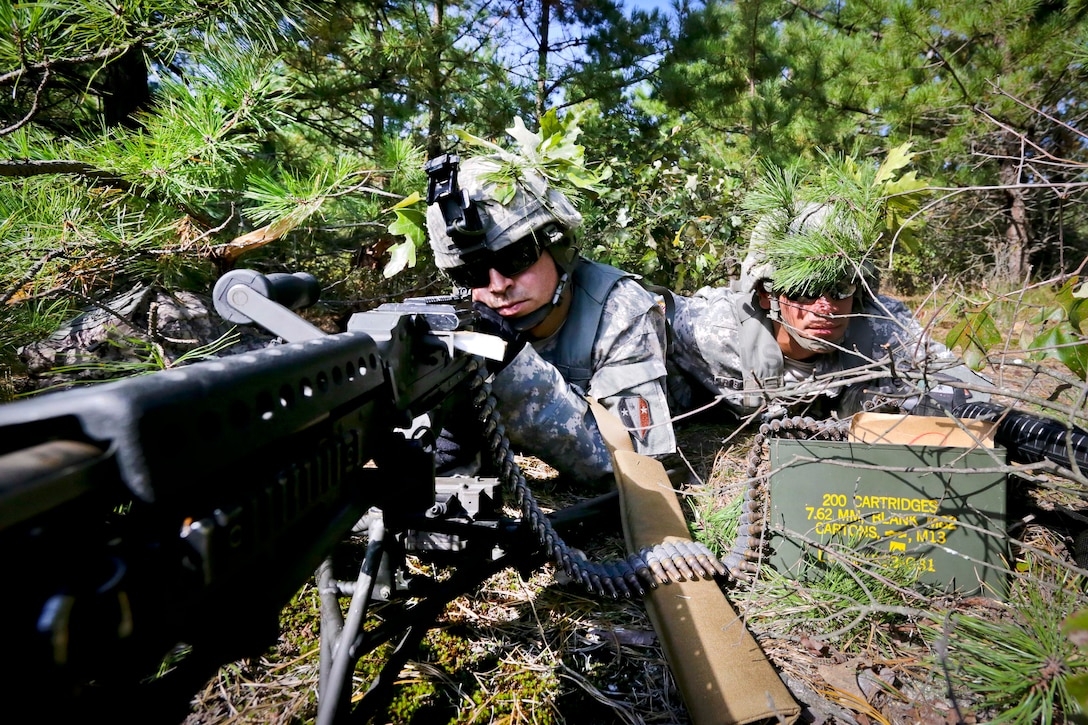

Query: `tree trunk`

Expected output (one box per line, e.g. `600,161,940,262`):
426,0,446,159
999,156,1031,283
103,45,151,129
372,21,386,147
536,0,552,120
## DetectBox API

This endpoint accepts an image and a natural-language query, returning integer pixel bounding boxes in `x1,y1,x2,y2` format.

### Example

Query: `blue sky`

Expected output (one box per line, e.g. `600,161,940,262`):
624,0,682,13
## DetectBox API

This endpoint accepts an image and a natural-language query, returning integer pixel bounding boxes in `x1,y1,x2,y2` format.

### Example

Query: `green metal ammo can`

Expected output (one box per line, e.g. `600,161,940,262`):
766,414,1009,597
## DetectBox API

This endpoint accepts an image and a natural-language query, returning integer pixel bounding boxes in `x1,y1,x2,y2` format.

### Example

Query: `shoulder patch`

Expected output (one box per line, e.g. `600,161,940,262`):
617,396,653,444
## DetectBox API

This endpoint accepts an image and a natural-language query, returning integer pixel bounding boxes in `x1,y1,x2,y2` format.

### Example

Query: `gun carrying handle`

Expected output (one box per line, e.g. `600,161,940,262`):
212,269,326,342
587,399,801,725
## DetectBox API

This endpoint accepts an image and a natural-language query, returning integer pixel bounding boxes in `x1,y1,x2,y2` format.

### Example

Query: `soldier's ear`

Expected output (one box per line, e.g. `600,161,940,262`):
756,282,773,311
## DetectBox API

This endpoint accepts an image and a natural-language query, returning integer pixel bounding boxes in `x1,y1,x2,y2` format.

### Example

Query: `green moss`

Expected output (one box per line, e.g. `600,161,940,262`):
456,660,561,725
385,678,440,721
277,584,322,655
422,627,479,671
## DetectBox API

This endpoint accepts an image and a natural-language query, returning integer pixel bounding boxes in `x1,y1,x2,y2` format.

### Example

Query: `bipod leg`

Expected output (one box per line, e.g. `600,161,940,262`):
346,547,547,724
316,512,387,725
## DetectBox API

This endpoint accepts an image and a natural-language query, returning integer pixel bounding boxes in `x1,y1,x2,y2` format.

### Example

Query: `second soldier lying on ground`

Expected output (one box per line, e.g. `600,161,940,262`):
667,165,991,422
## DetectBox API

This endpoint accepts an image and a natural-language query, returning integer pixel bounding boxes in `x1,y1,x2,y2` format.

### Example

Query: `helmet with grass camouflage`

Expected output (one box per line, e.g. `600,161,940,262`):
739,200,880,354
739,201,879,299
426,155,582,274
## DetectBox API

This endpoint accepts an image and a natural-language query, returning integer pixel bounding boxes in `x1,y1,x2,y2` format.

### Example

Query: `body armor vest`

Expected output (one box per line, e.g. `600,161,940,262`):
549,260,634,392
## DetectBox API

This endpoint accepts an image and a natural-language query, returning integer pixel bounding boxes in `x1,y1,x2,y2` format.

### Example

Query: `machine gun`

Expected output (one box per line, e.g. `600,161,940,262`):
0,270,574,723
4,267,814,724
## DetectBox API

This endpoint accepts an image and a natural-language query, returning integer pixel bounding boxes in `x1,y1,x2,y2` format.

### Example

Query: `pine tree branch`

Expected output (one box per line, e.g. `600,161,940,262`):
0,46,120,87
0,159,219,228
0,6,214,88
0,250,58,306
0,65,49,136
0,159,134,190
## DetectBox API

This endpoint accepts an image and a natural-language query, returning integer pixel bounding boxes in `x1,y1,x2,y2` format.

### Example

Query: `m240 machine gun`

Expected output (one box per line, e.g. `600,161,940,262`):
0,270,740,724
0,270,496,723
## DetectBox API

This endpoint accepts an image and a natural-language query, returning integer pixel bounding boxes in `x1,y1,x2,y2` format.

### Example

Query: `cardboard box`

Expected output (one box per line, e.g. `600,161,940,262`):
766,415,1008,597
849,412,996,448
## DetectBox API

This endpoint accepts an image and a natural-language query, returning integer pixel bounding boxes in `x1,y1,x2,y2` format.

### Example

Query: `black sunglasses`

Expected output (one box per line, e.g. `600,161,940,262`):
446,237,543,289
780,281,857,305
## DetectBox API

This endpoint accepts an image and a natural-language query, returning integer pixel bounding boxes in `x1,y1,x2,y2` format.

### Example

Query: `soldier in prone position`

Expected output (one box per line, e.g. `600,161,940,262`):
667,168,990,421
425,153,676,485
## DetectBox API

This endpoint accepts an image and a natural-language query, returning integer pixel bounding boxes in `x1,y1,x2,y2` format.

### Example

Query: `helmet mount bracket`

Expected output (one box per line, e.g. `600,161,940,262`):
425,154,485,250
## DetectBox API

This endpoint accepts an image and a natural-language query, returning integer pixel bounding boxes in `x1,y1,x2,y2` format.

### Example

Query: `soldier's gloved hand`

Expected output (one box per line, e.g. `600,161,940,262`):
472,301,528,372
434,426,481,476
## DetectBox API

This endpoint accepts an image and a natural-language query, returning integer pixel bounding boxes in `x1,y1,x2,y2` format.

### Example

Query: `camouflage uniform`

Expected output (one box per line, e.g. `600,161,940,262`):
490,261,674,483
668,285,976,418
426,154,675,482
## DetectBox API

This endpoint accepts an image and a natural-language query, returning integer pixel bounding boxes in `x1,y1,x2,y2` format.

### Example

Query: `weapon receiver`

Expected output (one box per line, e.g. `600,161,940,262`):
0,271,495,723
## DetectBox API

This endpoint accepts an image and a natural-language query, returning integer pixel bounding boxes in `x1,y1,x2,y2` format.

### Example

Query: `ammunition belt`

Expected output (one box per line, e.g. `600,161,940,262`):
731,414,852,582
467,366,726,598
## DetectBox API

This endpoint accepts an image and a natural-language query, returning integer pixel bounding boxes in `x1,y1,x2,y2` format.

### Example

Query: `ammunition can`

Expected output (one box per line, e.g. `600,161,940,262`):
767,437,1008,597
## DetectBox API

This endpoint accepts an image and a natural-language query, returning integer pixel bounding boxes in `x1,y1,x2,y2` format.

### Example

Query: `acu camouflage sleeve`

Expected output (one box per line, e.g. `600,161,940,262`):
488,344,616,484
868,295,959,365
868,294,993,389
584,280,676,458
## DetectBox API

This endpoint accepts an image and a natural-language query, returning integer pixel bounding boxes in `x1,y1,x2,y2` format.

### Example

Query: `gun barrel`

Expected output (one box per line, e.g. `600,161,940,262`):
955,401,1088,472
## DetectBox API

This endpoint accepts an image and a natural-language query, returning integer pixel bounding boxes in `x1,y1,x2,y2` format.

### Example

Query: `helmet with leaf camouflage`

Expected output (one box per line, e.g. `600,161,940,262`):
737,163,883,301
425,154,582,276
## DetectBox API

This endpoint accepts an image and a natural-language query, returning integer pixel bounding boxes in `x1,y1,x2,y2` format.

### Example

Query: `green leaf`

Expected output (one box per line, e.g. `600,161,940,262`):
506,117,543,159
946,308,1002,349
1028,322,1088,380
389,191,423,210
1070,299,1088,334
966,347,989,371
1063,608,1088,637
1067,609,1088,711
382,240,416,279
565,168,602,190
385,207,425,278
1067,673,1088,712
1055,278,1088,332
491,182,516,205
874,142,915,186
387,208,425,246
454,129,507,155
945,308,1002,370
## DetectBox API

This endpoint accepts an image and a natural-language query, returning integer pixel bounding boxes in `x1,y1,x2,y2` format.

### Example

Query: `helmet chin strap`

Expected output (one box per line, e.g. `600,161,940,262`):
510,271,570,333
784,324,838,354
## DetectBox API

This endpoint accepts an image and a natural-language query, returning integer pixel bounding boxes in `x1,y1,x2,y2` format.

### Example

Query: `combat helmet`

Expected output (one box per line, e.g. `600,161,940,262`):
426,154,581,277
739,201,880,299
739,190,881,353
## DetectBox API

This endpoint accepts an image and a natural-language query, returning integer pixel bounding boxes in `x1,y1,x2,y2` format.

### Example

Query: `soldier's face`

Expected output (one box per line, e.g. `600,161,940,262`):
760,286,854,359
471,249,560,320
